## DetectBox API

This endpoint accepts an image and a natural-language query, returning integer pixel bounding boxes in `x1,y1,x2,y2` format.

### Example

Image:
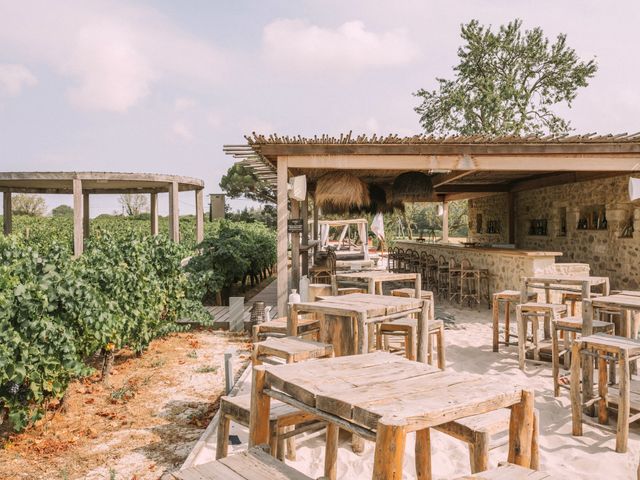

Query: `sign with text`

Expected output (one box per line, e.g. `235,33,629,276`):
287,219,304,233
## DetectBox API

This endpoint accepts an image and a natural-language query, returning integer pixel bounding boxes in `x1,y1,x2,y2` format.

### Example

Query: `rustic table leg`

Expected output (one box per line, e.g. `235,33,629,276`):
516,306,526,370
531,411,540,470
570,342,583,436
415,273,421,299
505,303,511,346
508,389,534,467
417,300,429,363
368,278,376,295
288,304,299,337
215,413,230,459
415,428,432,480
581,300,595,416
249,365,271,448
373,417,407,480
492,296,500,352
469,431,489,473
357,312,368,355
598,355,609,425
616,351,630,453
324,423,339,480
551,321,560,397
351,433,365,454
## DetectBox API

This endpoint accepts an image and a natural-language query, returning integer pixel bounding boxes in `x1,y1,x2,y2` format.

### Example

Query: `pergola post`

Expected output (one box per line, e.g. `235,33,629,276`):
442,201,450,243
195,189,204,244
73,178,83,257
301,194,309,277
169,181,179,243
82,193,90,239
3,191,12,235
291,200,300,291
277,156,289,317
150,193,158,236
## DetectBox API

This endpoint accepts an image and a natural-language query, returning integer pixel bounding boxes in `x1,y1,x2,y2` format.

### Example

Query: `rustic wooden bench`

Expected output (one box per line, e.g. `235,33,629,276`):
173,445,319,479
253,337,334,366
216,394,320,461
516,302,567,369
452,462,556,479
377,317,445,368
252,316,321,342
436,409,539,474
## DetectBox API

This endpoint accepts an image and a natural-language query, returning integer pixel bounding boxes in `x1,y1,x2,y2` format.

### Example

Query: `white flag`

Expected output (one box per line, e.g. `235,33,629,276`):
371,213,385,241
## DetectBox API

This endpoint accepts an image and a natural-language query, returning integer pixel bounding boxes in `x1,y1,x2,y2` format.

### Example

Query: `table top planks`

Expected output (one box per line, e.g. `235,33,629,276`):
589,294,640,309
335,271,419,282
292,293,423,318
525,274,609,285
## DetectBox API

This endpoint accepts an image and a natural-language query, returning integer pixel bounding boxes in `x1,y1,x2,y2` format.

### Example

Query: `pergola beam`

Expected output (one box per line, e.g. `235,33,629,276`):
277,156,289,317
195,189,204,244
431,170,474,188
435,184,510,193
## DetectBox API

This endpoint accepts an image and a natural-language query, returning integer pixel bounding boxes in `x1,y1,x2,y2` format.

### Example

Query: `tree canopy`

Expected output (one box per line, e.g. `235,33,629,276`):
51,205,73,217
12,194,47,216
118,194,149,216
414,19,597,136
220,164,276,204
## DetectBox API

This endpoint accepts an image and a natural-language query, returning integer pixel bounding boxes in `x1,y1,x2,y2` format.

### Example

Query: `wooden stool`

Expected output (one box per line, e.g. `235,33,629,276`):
253,337,334,366
452,462,556,480
551,316,614,397
377,317,445,369
216,394,318,461
437,255,450,300
448,257,463,303
492,291,537,352
252,316,320,342
174,445,316,480
436,409,539,474
516,302,567,370
570,333,640,453
460,259,491,308
561,292,582,316
391,287,435,320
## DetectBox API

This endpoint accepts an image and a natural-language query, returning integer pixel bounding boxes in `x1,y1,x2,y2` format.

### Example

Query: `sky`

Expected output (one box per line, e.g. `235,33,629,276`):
1,0,639,215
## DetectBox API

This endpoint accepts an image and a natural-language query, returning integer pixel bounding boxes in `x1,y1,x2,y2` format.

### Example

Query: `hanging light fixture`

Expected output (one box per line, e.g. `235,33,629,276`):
437,203,444,216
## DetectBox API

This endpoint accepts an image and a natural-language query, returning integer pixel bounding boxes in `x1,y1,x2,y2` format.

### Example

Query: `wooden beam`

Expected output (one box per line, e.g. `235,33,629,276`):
509,171,629,193
195,189,204,244
3,191,11,235
73,178,83,257
444,192,499,202
442,202,449,243
291,200,300,292
150,193,158,236
301,194,309,277
169,181,180,243
431,170,473,187
435,184,510,193
82,193,90,239
277,157,289,317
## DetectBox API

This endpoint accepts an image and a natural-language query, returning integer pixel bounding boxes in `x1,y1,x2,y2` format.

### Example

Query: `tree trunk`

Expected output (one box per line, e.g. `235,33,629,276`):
101,349,114,385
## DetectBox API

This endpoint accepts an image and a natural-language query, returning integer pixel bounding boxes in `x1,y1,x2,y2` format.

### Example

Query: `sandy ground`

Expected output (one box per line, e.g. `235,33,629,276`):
196,303,640,479
0,329,251,480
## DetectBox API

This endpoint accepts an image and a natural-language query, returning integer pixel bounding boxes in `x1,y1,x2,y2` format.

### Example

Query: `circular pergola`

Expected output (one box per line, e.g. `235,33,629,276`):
0,172,205,256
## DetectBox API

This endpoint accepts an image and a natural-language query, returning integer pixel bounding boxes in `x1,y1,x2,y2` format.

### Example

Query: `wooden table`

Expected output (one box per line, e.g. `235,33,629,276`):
249,352,536,480
520,275,610,304
289,293,429,361
333,271,421,297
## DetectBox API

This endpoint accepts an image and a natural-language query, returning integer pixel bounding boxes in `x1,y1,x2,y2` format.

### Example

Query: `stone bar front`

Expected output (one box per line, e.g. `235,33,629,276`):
396,241,563,294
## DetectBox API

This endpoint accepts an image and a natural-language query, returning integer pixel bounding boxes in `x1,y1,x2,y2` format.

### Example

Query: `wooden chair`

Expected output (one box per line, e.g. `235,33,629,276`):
436,409,539,474
252,316,321,342
422,253,439,290
216,394,319,461
376,317,445,368
253,337,334,366
516,302,567,370
173,445,318,480
436,255,450,300
492,290,537,352
390,287,435,320
550,316,614,397
448,257,462,303
452,462,556,480
310,249,336,284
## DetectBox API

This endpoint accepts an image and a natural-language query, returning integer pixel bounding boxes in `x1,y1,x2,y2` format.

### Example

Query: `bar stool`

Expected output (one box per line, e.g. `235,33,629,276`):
571,333,640,453
448,257,462,303
436,255,450,300
376,317,445,368
516,302,567,370
390,287,435,321
409,249,421,273
550,316,614,396
421,253,439,290
492,290,537,352
459,258,491,308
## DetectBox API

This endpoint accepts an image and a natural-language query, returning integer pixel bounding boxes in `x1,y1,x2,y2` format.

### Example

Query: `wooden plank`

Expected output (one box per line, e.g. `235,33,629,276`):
220,447,313,480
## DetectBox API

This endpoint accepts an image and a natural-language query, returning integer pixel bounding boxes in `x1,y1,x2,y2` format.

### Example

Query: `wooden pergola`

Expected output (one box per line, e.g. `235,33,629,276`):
225,133,640,315
0,172,205,256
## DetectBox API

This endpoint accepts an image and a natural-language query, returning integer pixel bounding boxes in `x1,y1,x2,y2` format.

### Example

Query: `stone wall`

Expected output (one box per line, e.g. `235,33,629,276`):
468,175,640,290
467,194,510,244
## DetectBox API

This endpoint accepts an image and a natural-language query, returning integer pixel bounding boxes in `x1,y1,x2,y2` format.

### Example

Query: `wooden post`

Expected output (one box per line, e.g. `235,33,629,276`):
507,389,534,467
82,193,90,239
570,341,583,436
616,351,630,453
508,191,515,244
72,178,83,257
277,156,289,317
373,417,407,480
3,191,12,235
417,299,429,364
249,365,271,447
415,429,431,480
169,181,179,243
291,200,300,291
301,195,309,277
313,195,319,241
195,189,204,244
150,193,158,236
442,201,449,243
581,299,594,416
324,423,339,480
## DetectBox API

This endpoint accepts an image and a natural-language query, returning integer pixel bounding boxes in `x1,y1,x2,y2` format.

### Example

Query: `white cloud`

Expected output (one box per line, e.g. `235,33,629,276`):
0,1,225,112
172,120,194,141
0,63,37,96
262,19,418,73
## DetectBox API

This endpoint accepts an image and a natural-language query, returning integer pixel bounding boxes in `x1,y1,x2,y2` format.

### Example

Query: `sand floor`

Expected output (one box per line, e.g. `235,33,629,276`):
190,303,640,479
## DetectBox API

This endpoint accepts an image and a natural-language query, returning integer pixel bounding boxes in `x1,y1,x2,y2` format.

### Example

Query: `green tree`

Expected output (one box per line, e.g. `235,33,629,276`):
118,194,148,216
220,164,276,204
12,194,46,216
414,19,597,136
51,204,73,217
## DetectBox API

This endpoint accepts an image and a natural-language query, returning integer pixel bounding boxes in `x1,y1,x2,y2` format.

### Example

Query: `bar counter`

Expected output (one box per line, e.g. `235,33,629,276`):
395,240,564,294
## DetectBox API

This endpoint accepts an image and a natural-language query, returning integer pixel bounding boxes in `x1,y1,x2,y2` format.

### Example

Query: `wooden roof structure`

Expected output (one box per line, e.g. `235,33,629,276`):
1,171,205,257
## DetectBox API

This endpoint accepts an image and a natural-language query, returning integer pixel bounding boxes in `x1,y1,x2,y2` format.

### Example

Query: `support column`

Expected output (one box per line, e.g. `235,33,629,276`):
508,191,516,244
312,195,319,241
169,181,179,243
73,179,83,257
277,156,289,317
291,200,300,291
150,193,158,236
442,201,450,243
82,193,90,239
301,195,309,277
3,191,12,236
195,189,204,244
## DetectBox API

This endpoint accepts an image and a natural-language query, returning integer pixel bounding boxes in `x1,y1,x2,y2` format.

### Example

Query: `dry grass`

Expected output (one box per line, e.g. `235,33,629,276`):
392,172,434,202
315,171,370,212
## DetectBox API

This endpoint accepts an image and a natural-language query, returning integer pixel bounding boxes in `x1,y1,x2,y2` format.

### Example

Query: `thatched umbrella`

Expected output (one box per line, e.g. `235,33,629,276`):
315,171,369,212
392,172,434,202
